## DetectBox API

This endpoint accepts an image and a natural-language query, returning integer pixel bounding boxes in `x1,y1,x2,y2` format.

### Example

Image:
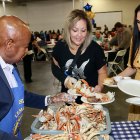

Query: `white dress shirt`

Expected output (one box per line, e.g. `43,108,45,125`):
0,56,18,88
0,56,50,106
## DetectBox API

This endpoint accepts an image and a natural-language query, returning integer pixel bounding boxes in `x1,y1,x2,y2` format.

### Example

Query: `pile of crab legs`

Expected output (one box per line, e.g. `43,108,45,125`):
69,79,113,103
32,103,110,140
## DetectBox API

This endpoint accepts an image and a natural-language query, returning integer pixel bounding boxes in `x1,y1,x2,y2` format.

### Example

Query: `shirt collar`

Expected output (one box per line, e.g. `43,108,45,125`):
0,56,14,73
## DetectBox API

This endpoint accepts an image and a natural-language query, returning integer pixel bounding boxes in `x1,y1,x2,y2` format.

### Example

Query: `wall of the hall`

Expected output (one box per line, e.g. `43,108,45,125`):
0,0,139,31
0,0,75,31
85,0,139,28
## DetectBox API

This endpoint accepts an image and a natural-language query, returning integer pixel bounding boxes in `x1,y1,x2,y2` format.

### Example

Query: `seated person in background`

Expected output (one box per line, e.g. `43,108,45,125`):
109,22,132,68
56,29,61,41
104,24,109,32
93,30,104,48
106,31,114,41
40,30,46,41
58,34,63,40
34,31,42,42
34,31,47,50
103,38,110,51
103,24,109,38
44,31,49,42
33,43,47,61
51,30,57,40
38,38,47,50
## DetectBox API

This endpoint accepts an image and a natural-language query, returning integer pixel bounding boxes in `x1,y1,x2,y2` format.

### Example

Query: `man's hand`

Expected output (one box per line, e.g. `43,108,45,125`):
51,93,76,103
64,76,77,89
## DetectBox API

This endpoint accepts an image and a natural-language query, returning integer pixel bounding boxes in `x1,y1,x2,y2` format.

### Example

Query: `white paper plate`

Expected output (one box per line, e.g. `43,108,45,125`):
126,97,140,106
81,96,115,105
117,79,140,97
103,83,117,88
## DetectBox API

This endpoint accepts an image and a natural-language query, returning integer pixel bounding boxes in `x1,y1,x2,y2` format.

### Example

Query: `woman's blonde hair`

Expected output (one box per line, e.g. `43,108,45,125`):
63,9,93,50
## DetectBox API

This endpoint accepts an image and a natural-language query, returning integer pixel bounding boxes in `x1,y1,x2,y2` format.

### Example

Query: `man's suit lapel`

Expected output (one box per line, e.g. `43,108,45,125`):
0,65,13,93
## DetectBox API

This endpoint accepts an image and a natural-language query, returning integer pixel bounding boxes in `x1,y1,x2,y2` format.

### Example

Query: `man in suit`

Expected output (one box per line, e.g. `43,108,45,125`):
0,15,74,140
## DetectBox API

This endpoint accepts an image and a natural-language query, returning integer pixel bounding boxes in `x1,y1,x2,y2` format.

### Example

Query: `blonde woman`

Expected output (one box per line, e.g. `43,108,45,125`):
52,9,107,103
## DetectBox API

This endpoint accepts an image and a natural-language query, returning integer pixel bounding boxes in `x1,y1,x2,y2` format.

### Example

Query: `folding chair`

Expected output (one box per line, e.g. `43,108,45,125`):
36,48,49,61
46,44,54,61
108,49,127,75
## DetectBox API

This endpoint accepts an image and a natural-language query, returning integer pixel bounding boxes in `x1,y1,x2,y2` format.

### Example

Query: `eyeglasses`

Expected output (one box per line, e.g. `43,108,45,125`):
136,19,140,24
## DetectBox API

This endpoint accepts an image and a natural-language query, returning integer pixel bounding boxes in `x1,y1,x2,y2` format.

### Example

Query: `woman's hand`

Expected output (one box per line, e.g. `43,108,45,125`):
64,76,77,89
97,65,107,92
94,85,103,93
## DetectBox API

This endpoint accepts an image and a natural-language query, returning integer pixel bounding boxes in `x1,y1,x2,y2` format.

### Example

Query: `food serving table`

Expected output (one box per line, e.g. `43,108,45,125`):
110,121,140,140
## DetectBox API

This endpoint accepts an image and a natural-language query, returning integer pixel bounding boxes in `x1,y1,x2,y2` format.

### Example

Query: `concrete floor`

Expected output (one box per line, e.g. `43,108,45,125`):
17,61,132,139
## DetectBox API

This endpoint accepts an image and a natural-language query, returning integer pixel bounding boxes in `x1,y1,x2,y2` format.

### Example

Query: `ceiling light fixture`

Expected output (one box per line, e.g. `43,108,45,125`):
1,0,12,15
0,0,12,2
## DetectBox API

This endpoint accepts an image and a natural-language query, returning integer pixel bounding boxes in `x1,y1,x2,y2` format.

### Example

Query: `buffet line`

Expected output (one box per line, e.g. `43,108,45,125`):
25,77,140,140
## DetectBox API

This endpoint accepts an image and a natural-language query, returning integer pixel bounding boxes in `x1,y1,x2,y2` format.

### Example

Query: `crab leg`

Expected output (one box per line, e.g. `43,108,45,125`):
87,131,100,140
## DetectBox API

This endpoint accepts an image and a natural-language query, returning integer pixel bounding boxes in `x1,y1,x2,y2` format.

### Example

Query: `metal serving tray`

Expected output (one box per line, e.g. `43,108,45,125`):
24,135,114,140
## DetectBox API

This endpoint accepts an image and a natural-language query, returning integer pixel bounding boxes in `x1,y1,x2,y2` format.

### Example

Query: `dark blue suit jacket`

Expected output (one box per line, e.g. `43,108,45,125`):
0,66,46,140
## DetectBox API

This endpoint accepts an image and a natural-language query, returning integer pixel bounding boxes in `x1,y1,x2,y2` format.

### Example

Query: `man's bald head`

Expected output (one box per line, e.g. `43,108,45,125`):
0,15,30,42
0,15,31,64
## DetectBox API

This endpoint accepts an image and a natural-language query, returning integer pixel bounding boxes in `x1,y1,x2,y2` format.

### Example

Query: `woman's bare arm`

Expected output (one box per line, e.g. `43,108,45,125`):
118,66,136,77
94,65,108,92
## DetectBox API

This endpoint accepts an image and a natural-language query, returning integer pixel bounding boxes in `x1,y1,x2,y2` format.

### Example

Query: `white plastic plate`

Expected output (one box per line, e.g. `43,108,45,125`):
103,83,117,88
81,96,115,105
126,97,140,106
118,79,140,97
